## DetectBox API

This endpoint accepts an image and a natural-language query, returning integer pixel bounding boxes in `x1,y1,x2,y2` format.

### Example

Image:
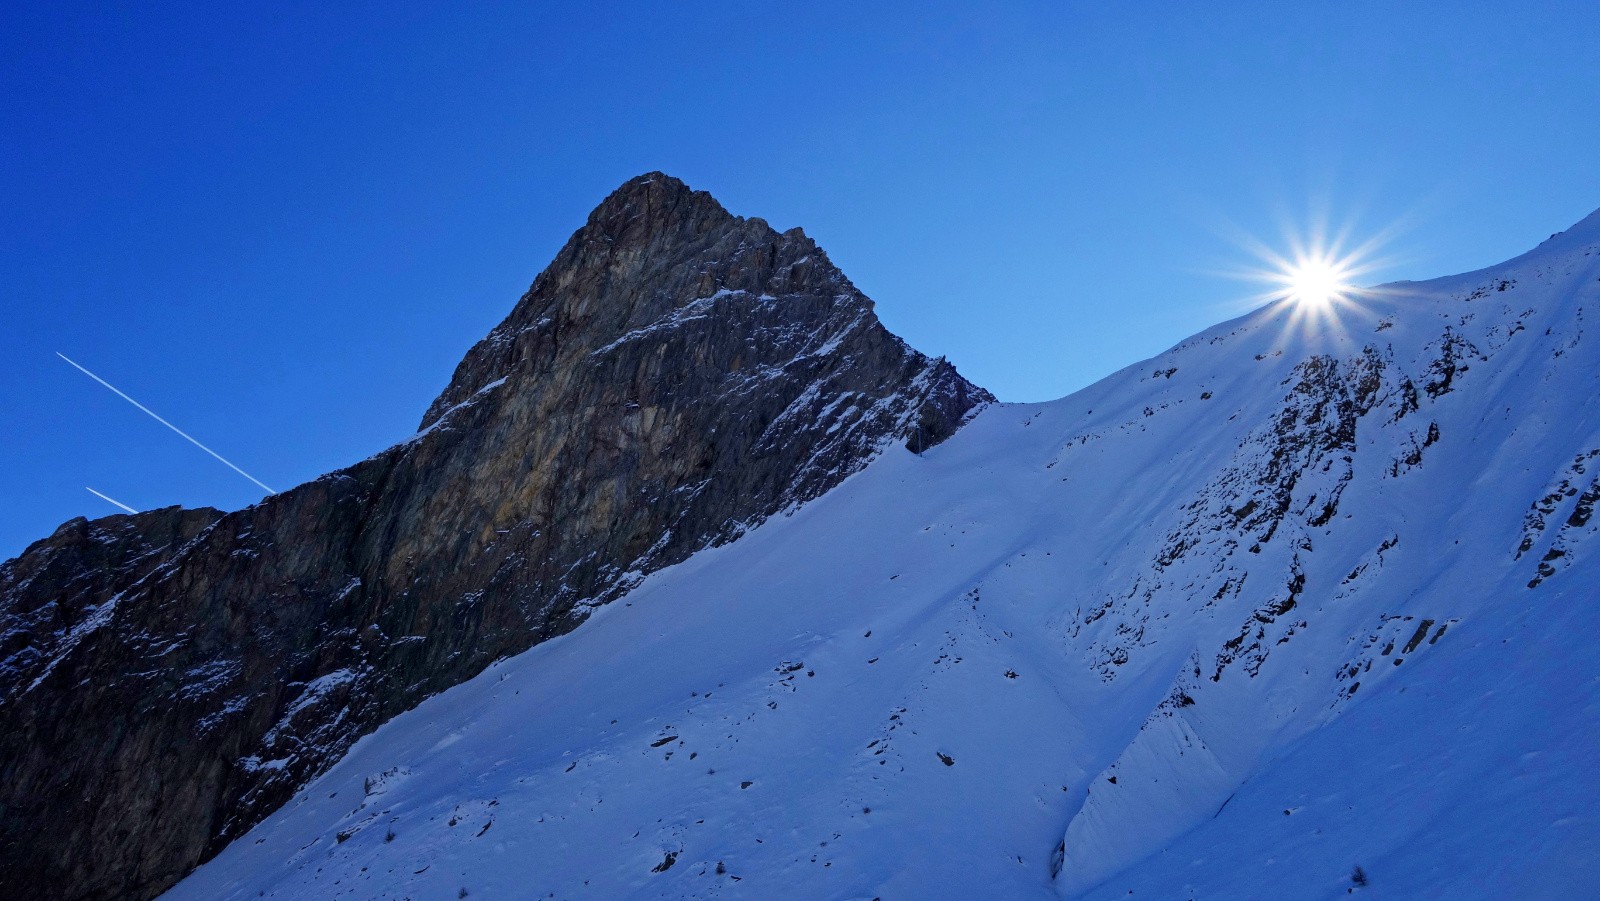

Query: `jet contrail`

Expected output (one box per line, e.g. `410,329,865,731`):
85,487,138,514
57,352,277,494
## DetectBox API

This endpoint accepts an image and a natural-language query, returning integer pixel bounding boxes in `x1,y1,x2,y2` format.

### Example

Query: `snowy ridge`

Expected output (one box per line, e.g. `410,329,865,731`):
166,212,1600,899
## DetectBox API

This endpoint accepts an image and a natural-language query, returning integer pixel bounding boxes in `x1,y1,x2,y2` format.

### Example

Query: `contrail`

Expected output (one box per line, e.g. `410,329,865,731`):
57,352,277,494
85,487,138,514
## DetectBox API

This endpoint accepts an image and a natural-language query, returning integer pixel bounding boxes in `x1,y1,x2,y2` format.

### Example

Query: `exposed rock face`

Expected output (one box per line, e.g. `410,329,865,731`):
0,173,990,901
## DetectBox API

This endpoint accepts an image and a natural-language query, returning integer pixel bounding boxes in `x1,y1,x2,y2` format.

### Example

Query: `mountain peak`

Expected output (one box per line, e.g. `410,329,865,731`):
580,172,735,248
594,171,702,208
418,174,869,430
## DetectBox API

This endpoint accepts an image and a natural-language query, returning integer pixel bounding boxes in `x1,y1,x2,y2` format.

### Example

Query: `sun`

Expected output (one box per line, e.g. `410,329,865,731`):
1283,254,1354,309
1212,208,1401,342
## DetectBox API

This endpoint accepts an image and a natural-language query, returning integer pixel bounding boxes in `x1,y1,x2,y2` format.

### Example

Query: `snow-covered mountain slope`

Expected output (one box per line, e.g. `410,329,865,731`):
166,212,1600,900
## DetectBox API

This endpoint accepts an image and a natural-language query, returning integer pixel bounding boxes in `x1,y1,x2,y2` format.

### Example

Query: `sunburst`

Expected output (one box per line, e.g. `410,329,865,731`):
1282,253,1355,310
1208,210,1404,347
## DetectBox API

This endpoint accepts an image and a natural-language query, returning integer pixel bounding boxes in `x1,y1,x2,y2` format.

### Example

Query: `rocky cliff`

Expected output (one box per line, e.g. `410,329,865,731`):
0,173,990,901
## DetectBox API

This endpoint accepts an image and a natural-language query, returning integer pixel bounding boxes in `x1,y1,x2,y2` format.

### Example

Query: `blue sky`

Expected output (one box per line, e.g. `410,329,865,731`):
3,1,1598,559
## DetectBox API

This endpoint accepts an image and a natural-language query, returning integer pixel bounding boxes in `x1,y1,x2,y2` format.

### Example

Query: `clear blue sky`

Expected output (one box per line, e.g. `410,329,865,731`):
4,1,1598,559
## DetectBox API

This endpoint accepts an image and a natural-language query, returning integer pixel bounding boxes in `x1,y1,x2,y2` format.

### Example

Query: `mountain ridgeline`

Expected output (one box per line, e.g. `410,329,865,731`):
0,174,990,900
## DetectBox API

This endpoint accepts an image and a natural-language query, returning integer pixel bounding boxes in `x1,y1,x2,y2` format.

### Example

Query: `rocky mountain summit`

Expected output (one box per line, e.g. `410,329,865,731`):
0,173,989,901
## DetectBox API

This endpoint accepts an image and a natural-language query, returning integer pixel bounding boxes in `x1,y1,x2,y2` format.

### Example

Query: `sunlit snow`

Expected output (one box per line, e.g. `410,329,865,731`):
167,213,1600,900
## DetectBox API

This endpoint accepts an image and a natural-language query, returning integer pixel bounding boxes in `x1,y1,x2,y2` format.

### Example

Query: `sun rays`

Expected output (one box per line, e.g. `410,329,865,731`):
1282,254,1355,310
1205,205,1414,350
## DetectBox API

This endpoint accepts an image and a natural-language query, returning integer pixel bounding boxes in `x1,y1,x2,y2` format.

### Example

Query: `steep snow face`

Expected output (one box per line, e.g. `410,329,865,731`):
166,215,1600,900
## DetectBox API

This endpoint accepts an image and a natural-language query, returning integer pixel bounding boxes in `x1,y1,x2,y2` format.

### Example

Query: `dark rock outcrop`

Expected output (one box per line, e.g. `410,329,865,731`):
0,173,989,900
